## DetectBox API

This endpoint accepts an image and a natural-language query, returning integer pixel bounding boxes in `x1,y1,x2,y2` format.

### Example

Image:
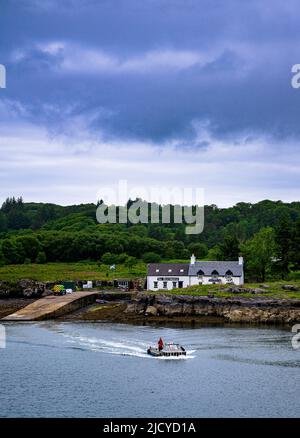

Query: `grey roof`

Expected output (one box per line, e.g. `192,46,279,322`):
188,261,243,277
147,263,189,276
147,261,243,277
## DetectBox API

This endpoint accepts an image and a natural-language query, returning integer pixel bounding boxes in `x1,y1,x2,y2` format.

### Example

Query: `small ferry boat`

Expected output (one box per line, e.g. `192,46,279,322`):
147,342,186,357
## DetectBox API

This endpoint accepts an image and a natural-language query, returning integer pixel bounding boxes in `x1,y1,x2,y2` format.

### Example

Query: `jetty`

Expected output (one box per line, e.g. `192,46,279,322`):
2,292,99,321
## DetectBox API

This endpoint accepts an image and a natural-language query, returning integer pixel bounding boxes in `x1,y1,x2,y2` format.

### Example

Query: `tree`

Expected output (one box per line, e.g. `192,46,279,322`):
241,227,277,282
17,235,41,261
218,234,240,260
124,256,137,271
1,238,25,264
0,212,8,232
7,210,30,230
101,252,118,265
274,217,293,278
143,252,162,263
36,251,47,264
290,218,300,270
187,243,208,259
206,245,223,260
0,247,5,266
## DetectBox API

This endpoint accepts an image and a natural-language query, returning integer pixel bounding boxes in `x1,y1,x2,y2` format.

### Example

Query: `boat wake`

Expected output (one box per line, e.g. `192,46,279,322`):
63,334,195,359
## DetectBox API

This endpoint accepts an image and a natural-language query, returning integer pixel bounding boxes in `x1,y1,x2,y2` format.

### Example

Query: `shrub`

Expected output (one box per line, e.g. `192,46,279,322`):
143,252,162,263
36,251,47,264
101,252,118,265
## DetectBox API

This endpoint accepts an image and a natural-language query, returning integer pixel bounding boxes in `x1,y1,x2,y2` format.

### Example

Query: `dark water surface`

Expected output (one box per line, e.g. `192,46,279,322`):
0,322,299,417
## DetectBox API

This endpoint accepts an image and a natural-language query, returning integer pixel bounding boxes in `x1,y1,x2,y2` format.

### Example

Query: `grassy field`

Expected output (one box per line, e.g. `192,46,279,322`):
0,262,147,282
155,282,300,299
0,262,300,300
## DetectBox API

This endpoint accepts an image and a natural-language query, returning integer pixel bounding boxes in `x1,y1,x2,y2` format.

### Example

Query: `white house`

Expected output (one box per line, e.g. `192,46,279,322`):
147,255,244,291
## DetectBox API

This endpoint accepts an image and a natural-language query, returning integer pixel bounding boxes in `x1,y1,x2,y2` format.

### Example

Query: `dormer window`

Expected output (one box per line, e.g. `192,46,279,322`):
211,270,219,277
197,269,205,276
225,270,233,277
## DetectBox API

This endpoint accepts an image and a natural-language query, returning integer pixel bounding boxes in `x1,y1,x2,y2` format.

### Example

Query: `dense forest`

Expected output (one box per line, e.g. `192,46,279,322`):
0,197,300,281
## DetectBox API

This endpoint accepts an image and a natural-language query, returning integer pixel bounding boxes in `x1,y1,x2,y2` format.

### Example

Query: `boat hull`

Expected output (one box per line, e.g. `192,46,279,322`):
147,346,186,357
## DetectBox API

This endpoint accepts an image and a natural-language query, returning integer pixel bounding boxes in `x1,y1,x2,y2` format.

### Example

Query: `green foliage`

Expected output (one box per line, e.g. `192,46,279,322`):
35,251,47,264
274,217,293,278
241,227,277,281
218,234,240,260
206,245,223,260
187,242,208,259
124,256,137,270
0,198,300,280
0,212,8,232
16,235,40,261
101,252,118,265
142,252,162,263
1,238,25,264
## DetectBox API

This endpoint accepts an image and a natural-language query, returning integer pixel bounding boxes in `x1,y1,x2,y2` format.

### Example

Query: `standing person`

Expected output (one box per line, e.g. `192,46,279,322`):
158,337,164,351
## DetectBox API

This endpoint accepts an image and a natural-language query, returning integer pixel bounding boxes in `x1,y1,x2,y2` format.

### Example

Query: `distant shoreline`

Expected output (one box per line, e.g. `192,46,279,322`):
1,292,300,325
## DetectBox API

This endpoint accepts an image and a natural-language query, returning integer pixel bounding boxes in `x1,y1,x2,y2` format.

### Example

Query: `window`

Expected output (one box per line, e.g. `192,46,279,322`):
180,269,184,273
163,281,168,289
225,270,233,276
154,281,158,289
119,281,128,286
197,269,205,277
168,269,172,272
211,270,219,276
156,269,159,273
172,281,177,288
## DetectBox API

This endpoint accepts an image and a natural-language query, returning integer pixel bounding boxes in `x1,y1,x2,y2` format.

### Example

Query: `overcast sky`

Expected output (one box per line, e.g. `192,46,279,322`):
0,0,300,207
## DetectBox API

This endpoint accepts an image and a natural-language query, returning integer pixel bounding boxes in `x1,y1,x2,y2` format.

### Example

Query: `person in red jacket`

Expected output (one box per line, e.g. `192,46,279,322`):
158,337,164,351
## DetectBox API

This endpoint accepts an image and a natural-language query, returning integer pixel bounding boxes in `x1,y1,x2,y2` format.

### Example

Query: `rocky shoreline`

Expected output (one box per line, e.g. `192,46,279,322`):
123,293,300,324
0,298,36,319
1,280,300,324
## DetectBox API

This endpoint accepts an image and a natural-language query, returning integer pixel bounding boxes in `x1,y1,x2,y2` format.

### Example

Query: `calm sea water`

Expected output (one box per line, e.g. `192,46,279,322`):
0,322,299,418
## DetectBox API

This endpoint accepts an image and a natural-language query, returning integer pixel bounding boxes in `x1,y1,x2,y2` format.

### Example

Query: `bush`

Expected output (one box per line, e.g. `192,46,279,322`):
101,252,118,265
116,253,129,263
124,256,137,270
188,243,208,259
36,251,47,264
287,271,300,280
142,252,162,263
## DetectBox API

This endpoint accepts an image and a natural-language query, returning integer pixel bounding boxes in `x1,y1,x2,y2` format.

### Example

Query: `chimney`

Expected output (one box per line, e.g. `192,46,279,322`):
190,254,196,265
238,256,244,265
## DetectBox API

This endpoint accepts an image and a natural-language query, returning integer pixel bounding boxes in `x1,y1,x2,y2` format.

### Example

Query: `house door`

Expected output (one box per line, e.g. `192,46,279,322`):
178,281,183,288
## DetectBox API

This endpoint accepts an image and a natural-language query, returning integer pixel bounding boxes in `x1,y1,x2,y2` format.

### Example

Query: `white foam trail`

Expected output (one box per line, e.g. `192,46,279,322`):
62,333,195,359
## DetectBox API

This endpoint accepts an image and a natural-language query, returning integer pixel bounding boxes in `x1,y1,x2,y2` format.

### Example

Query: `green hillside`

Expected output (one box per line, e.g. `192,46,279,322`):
0,197,300,282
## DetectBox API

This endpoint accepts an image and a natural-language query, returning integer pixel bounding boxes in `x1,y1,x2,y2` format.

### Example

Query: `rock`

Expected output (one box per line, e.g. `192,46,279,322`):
282,285,299,291
224,286,245,294
41,289,52,297
155,295,173,305
145,306,158,316
260,284,270,289
164,303,183,316
19,279,35,290
123,292,300,324
124,304,136,314
251,288,267,294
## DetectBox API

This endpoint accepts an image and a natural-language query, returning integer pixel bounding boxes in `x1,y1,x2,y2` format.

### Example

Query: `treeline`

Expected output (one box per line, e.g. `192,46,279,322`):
0,197,300,281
